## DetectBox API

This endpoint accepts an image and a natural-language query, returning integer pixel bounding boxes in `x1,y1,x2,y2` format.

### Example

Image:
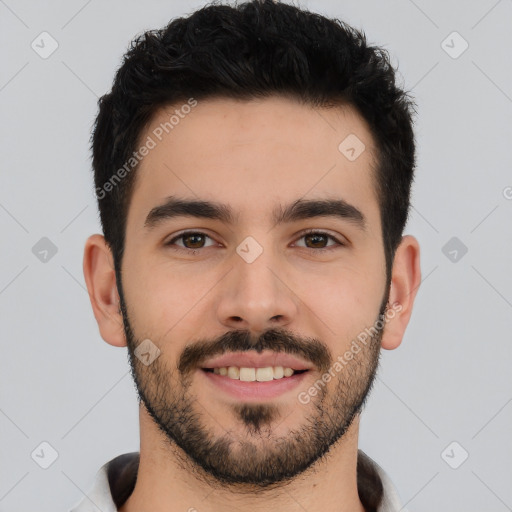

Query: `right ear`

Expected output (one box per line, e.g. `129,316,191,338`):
83,234,127,347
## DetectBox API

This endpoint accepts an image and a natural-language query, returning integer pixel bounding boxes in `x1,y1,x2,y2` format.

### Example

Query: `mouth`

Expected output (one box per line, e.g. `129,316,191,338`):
199,366,311,401
202,366,309,381
198,351,314,401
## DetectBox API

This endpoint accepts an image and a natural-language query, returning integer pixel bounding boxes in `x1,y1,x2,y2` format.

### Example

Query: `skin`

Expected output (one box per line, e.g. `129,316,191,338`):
83,95,421,512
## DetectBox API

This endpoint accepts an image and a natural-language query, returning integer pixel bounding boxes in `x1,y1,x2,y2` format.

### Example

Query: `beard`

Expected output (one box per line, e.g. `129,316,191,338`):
120,287,388,490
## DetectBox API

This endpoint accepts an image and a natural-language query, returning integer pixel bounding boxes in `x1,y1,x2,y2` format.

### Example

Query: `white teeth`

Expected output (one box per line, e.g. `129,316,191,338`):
227,366,240,379
209,365,298,381
273,366,284,379
239,367,256,381
255,367,274,382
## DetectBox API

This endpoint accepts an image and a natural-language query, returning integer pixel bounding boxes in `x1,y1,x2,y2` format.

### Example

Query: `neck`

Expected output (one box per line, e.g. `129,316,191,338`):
120,406,366,512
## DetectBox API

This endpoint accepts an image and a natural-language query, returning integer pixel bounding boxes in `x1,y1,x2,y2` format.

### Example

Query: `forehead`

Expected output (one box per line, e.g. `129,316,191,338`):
128,95,380,230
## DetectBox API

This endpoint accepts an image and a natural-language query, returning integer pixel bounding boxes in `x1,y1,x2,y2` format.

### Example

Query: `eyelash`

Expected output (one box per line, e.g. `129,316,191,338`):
165,229,345,254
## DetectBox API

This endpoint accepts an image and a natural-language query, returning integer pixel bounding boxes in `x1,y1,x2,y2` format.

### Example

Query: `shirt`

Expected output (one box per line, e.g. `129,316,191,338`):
69,449,407,512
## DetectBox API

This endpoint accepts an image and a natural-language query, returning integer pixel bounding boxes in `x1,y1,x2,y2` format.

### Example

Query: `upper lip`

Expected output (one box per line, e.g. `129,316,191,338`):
201,351,313,371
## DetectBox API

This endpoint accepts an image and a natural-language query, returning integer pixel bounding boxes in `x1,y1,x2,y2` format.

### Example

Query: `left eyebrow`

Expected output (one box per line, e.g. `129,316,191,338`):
144,196,367,232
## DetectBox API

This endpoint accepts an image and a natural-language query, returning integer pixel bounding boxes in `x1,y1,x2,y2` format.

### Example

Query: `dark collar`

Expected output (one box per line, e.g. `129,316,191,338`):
107,450,383,511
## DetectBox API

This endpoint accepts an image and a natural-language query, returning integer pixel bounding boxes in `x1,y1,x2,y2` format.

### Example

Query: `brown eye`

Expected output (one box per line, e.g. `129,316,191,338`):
181,233,206,249
304,233,329,248
165,231,216,251
294,230,344,252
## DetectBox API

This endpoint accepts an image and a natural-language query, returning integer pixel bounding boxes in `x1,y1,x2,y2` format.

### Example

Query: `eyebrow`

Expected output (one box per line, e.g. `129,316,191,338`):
144,196,366,231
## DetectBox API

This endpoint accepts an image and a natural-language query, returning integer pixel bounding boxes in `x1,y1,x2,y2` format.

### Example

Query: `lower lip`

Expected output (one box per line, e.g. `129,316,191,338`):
200,369,310,401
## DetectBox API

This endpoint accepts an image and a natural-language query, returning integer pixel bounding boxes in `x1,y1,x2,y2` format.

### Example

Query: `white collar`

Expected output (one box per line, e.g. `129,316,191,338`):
69,450,407,512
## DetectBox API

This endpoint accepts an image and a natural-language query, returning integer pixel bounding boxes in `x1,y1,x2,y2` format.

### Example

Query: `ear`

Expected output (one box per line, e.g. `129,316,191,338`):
381,235,421,350
83,234,127,347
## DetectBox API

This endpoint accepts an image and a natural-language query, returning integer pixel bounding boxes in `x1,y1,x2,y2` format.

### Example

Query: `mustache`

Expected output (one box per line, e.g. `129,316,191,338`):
178,327,332,375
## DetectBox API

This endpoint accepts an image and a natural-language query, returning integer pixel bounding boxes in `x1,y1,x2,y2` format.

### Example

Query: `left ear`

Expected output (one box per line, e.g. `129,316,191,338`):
381,235,421,350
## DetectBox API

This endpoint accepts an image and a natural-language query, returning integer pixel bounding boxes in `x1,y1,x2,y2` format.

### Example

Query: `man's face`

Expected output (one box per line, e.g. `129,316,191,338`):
120,96,389,486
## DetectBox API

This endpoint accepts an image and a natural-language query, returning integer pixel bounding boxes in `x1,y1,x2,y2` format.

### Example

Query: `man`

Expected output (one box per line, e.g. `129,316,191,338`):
74,0,421,510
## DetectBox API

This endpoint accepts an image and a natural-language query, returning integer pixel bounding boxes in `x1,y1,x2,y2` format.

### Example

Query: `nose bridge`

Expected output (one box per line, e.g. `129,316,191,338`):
216,236,297,331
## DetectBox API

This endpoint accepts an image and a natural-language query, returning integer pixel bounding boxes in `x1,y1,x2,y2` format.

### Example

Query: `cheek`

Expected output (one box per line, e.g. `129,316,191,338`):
307,263,384,343
124,259,218,336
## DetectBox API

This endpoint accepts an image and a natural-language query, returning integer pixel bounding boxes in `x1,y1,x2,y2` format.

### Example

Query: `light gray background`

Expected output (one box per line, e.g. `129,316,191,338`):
1,1,511,511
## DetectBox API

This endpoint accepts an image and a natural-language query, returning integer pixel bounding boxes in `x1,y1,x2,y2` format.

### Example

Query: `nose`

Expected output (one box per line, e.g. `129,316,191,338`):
215,244,298,334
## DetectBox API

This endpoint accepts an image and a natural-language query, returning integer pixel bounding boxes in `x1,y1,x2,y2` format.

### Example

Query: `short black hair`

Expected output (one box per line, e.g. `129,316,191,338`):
91,0,417,285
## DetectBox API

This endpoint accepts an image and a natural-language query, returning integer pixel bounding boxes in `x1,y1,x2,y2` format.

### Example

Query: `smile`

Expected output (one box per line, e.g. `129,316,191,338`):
203,366,308,381
200,367,310,401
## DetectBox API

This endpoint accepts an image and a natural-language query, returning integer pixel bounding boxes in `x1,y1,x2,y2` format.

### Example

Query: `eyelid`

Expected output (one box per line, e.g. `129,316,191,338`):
165,228,346,252
164,230,218,248
293,228,346,249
